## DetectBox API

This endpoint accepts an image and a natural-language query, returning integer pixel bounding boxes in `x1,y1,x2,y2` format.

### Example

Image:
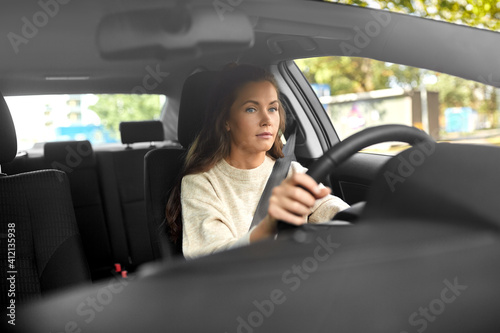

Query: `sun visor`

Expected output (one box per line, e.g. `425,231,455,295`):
96,5,254,60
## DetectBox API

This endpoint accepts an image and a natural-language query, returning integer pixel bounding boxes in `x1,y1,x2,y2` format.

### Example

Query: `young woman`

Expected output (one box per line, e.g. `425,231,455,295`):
166,64,349,259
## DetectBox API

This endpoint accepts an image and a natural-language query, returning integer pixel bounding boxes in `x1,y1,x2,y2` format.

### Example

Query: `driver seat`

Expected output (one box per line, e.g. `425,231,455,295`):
0,92,90,310
144,71,221,262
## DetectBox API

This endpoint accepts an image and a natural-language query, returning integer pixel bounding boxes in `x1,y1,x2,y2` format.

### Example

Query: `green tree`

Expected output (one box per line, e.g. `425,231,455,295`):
297,57,421,94
299,0,499,127
328,0,500,30
89,94,162,140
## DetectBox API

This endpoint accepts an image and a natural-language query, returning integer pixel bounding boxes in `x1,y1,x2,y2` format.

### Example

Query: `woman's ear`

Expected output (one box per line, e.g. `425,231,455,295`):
225,122,230,131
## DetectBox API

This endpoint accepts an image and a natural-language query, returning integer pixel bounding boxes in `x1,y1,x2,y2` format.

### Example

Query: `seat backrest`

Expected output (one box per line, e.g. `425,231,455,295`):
144,148,185,260
144,71,220,261
96,120,164,271
2,140,115,281
0,93,90,312
44,140,113,281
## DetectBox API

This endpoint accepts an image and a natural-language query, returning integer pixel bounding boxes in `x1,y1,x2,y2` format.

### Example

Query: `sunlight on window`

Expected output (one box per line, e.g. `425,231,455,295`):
5,94,166,151
296,57,500,155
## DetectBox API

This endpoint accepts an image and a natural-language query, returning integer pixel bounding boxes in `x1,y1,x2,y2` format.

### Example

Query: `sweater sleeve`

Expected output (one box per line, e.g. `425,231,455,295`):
181,174,251,259
289,162,350,223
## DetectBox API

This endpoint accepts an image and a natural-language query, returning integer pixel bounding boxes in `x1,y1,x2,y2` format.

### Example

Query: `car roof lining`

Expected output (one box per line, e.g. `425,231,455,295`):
0,0,498,96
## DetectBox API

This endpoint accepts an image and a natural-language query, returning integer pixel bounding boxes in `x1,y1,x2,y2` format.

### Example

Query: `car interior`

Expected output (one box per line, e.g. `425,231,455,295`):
1,0,500,332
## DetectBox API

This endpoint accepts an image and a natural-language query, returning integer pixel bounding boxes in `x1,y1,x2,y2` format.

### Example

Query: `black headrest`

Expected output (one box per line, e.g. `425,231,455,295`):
44,140,96,169
178,71,220,148
0,92,17,165
119,121,164,144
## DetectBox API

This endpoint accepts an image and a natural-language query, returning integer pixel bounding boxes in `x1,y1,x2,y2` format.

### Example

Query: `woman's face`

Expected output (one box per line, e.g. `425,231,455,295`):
226,80,280,157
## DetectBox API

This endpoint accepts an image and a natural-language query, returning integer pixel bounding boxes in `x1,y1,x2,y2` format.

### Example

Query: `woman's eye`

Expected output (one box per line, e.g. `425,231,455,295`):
246,107,257,113
269,107,278,112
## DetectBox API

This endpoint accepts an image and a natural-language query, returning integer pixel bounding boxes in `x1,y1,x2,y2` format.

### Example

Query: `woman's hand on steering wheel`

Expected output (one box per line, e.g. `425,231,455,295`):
268,173,331,225
250,173,331,242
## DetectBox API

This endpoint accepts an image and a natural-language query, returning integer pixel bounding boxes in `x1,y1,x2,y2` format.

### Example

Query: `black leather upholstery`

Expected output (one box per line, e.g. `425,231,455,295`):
120,120,164,145
0,93,90,312
144,71,220,260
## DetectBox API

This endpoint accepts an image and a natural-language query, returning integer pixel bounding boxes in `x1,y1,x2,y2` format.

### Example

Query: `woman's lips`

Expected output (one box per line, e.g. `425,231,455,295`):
257,132,273,139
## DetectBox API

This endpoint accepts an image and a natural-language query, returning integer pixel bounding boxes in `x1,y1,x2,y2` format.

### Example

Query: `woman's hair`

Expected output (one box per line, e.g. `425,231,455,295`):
165,63,286,244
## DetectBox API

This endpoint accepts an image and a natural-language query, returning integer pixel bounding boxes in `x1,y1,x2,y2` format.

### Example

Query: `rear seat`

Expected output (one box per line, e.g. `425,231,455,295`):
43,141,114,280
95,121,165,273
3,121,166,278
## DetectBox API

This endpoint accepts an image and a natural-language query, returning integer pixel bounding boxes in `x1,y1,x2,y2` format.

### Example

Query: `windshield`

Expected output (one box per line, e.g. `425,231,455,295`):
327,0,500,31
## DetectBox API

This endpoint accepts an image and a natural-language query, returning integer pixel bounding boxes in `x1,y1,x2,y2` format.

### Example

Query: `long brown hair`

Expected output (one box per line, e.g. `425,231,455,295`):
165,64,286,244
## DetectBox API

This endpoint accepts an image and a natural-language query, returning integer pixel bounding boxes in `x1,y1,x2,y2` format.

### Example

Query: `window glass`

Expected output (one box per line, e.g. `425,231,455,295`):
5,94,166,151
295,57,500,154
325,0,500,31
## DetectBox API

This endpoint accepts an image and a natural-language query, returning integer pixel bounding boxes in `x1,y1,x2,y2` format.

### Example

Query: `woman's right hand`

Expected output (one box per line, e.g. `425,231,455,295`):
250,173,331,242
268,172,331,225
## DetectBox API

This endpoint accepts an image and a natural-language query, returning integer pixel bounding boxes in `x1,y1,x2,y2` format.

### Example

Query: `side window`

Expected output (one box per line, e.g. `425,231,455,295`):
295,56,500,154
6,94,166,150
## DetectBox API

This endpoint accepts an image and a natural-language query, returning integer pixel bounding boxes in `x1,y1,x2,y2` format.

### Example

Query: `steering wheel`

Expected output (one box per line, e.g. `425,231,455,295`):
306,124,435,183
277,125,434,232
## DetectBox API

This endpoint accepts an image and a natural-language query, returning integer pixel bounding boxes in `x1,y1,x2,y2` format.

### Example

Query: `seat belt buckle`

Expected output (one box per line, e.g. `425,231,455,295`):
114,263,128,278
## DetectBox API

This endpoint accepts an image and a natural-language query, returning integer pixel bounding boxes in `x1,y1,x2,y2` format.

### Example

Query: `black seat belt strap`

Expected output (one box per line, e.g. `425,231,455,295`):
250,125,297,229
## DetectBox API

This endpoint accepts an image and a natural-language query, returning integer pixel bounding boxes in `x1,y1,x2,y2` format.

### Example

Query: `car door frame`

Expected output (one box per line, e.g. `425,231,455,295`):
276,59,392,205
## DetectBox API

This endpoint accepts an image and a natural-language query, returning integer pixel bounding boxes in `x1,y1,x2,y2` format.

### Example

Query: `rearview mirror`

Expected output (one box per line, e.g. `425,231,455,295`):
96,4,254,60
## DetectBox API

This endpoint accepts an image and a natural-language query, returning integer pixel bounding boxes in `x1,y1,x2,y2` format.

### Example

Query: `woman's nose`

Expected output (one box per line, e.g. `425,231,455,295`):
260,110,271,125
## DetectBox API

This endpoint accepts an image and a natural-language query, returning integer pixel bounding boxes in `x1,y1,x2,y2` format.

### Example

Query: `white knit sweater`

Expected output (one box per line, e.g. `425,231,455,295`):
181,156,349,259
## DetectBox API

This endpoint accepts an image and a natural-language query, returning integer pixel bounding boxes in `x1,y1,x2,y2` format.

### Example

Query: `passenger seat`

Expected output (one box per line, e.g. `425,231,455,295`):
0,92,90,312
144,71,220,261
3,140,115,281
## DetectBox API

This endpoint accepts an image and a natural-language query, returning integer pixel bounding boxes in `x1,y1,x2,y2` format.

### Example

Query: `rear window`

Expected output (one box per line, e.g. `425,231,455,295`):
5,94,166,151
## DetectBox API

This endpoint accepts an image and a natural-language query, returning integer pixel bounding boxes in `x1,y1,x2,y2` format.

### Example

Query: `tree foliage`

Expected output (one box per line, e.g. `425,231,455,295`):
328,0,500,30
298,57,421,94
298,0,499,127
89,94,162,139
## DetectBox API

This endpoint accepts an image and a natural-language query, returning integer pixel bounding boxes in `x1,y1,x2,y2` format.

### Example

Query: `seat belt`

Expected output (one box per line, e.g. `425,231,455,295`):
250,124,297,229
